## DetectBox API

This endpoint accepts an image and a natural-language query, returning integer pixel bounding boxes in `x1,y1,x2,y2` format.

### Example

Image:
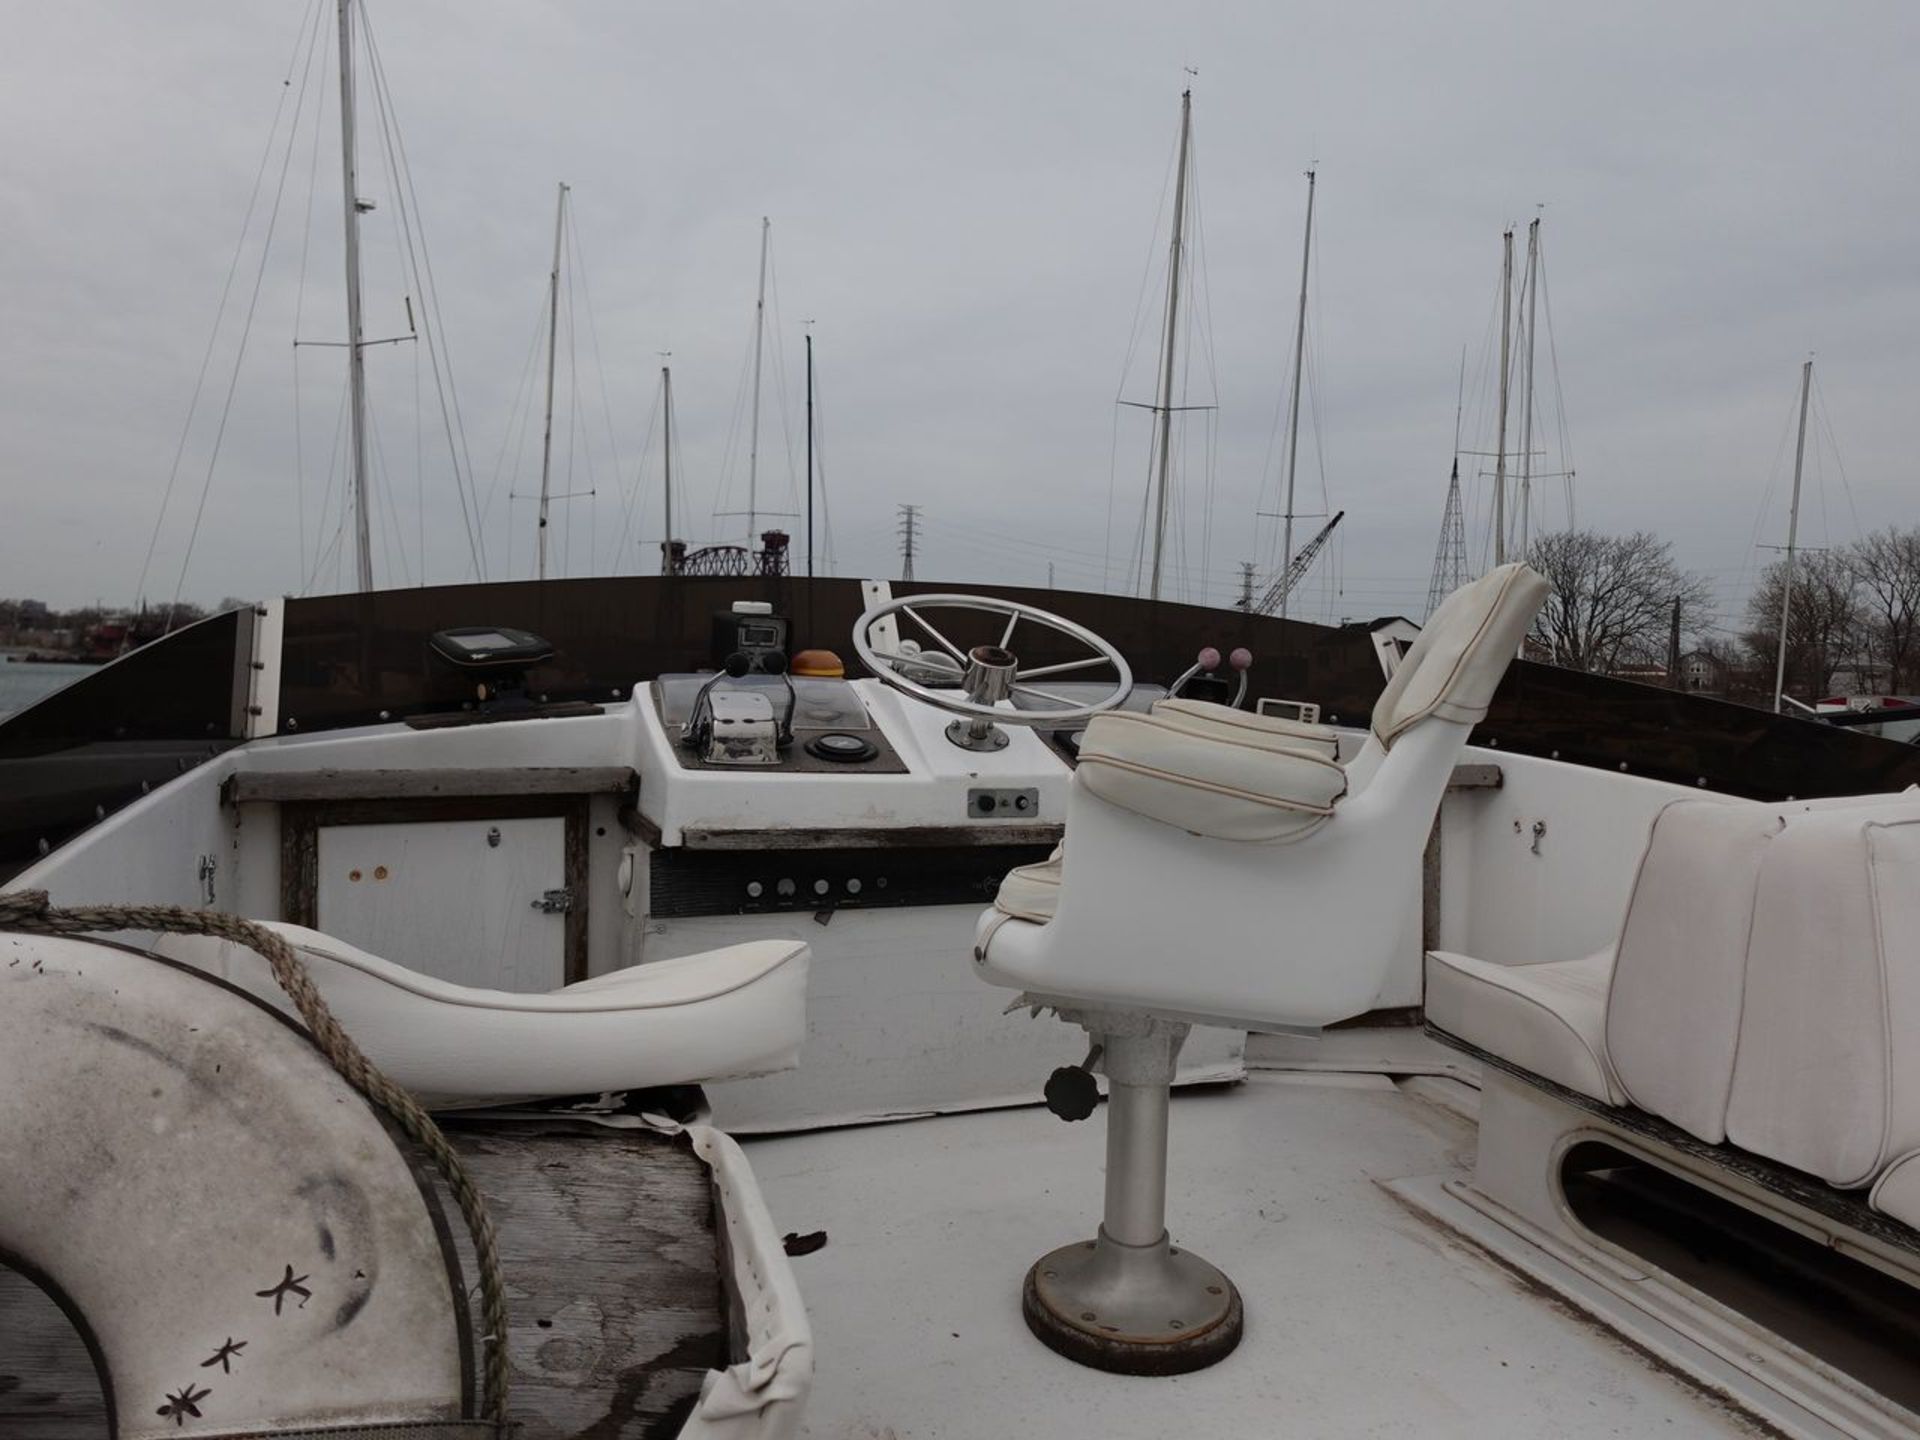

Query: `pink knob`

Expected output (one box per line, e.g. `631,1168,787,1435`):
1196,646,1222,671
1229,647,1253,671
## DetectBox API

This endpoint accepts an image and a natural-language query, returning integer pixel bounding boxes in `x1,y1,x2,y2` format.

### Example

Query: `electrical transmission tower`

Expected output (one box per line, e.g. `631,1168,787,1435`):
898,504,920,581
1425,460,1469,618
1236,562,1255,612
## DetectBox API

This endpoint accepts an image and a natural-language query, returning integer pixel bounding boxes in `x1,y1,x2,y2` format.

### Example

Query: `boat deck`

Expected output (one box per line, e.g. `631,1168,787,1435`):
745,1070,1769,1439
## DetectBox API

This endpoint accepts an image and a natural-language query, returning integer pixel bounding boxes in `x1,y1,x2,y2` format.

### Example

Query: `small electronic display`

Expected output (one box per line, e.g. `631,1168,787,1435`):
450,631,517,652
427,626,557,671
710,605,790,668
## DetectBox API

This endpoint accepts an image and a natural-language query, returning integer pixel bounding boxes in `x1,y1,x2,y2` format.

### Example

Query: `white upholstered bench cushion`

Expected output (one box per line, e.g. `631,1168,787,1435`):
1603,798,1783,1144
1148,697,1340,760
994,844,1063,924
1075,709,1348,843
1870,1149,1920,1233
1725,804,1920,1187
1426,948,1624,1104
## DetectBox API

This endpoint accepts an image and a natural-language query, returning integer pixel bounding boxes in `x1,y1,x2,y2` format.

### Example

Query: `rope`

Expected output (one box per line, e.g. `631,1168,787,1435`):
0,889,510,1426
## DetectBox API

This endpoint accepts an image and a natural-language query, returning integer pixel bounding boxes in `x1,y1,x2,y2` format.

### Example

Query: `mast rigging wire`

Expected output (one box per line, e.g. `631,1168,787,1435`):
133,0,323,622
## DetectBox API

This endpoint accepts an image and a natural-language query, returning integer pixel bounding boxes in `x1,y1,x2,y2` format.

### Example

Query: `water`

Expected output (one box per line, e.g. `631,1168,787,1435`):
0,657,87,719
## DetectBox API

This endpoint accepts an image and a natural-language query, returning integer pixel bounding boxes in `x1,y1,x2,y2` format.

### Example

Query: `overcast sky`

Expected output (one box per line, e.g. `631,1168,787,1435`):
2,1,1915,633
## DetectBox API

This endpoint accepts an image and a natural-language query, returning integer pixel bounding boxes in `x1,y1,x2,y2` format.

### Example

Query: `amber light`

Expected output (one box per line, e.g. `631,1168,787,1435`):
791,649,845,678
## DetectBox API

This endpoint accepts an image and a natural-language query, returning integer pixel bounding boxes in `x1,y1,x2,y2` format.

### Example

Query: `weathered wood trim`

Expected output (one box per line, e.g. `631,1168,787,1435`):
226,766,636,805
680,821,1065,851
562,803,589,985
619,804,664,849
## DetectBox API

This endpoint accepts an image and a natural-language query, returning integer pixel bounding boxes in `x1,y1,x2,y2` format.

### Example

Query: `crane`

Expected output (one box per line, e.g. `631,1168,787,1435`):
1251,510,1344,617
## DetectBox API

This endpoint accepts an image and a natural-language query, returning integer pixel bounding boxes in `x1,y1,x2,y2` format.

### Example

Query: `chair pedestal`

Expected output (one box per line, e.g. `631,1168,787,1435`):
1023,1011,1244,1374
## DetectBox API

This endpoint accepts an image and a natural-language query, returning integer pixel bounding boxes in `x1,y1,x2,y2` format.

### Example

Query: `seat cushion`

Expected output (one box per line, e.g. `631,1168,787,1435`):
1603,798,1782,1144
1870,1149,1920,1232
1075,709,1348,842
1371,563,1550,749
1427,948,1624,1104
1149,697,1340,760
1726,803,1920,1187
155,923,810,1109
994,844,1063,924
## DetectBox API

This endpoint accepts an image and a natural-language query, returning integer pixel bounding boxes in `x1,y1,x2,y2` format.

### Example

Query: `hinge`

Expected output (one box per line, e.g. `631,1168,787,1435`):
530,888,574,915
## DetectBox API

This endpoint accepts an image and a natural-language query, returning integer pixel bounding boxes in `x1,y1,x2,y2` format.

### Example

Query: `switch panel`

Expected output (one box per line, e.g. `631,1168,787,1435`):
967,787,1039,820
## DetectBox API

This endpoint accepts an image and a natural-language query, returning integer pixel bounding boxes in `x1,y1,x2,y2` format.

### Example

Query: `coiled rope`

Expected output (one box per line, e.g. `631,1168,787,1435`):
0,888,510,1426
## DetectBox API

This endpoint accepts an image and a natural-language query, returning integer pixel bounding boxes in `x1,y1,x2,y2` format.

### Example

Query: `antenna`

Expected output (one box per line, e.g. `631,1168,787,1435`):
1425,460,1469,618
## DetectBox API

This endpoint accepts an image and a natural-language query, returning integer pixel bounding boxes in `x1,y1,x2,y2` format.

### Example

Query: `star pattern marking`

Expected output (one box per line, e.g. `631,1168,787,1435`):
200,1337,247,1372
255,1264,312,1315
157,1383,210,1426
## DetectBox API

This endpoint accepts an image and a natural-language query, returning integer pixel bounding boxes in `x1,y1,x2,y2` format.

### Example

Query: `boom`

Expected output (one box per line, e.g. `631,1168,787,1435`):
1252,510,1344,617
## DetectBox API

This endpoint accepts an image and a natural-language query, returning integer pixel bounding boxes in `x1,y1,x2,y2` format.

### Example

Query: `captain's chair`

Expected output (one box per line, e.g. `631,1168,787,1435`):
972,563,1549,1375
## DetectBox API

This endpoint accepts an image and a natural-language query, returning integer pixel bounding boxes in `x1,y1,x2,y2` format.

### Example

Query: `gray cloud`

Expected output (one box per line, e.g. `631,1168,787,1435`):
2,0,1914,636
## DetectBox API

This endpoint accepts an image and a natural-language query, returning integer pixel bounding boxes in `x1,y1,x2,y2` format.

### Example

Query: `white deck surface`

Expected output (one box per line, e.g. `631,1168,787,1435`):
745,1071,1765,1439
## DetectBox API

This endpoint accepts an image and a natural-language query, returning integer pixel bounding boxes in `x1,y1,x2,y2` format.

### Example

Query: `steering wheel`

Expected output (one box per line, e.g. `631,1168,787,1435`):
852,593,1133,751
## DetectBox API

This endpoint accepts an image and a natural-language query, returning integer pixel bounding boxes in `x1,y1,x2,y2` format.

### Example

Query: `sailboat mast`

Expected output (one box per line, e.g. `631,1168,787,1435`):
536,181,568,581
747,216,770,545
1492,228,1513,567
1518,217,1540,558
661,364,674,572
336,0,374,593
1277,168,1316,621
805,331,815,582
1772,359,1814,713
1147,89,1193,604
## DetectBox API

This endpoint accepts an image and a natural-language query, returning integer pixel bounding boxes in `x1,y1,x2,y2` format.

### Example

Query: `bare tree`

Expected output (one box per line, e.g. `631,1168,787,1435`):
1524,529,1711,675
1849,527,1920,694
1742,551,1863,699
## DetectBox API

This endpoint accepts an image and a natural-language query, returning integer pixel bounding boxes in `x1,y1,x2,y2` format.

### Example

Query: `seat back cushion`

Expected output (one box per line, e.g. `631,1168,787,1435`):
1725,805,1920,1187
1076,709,1347,843
1149,697,1340,760
994,844,1063,924
1602,798,1781,1144
1370,563,1550,749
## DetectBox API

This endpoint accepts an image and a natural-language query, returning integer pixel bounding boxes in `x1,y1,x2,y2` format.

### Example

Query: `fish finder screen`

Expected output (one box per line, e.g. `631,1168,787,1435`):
454,631,517,650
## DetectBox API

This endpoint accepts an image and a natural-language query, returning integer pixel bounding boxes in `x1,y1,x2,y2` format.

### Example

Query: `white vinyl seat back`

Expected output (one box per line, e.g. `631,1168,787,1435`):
1370,563,1548,748
1725,800,1920,1187
156,923,810,1111
1602,798,1783,1143
976,565,1549,1030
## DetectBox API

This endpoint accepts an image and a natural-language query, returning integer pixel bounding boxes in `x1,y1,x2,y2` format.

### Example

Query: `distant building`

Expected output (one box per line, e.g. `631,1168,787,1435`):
1340,616,1422,679
1676,650,1729,697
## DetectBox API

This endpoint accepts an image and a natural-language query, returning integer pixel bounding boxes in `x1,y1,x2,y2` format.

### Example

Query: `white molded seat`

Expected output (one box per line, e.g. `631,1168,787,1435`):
157,922,810,1110
976,563,1549,1030
1725,801,1920,1187
1426,949,1622,1103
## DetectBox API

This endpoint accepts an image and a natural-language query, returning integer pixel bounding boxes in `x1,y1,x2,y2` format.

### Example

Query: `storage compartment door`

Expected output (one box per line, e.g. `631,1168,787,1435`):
316,816,567,990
